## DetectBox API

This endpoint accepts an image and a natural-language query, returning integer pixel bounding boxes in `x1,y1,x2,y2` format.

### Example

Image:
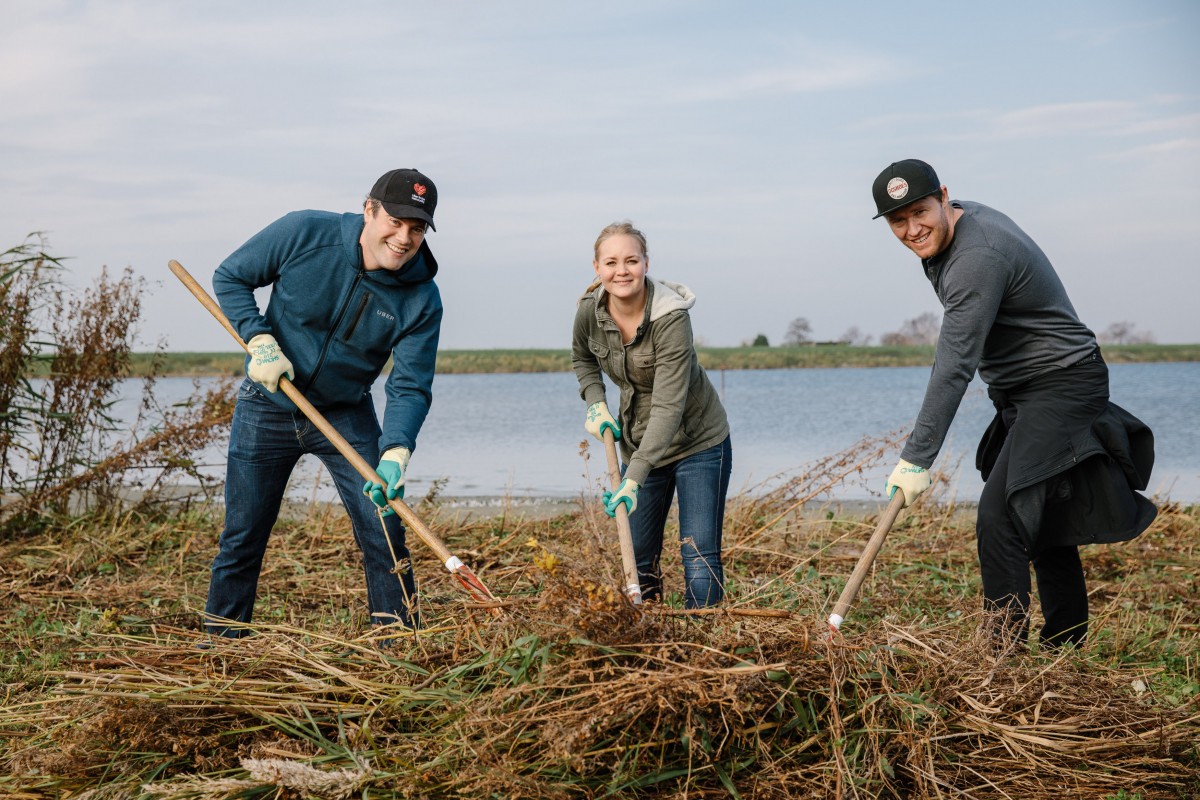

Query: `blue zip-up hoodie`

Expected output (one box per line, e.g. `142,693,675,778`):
214,210,442,454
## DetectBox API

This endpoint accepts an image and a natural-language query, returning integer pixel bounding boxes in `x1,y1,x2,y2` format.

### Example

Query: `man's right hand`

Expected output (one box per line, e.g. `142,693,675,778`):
585,401,621,441
886,459,931,508
246,333,295,393
363,447,411,517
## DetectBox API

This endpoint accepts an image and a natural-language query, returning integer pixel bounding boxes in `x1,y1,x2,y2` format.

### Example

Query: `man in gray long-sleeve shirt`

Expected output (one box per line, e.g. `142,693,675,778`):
872,159,1155,650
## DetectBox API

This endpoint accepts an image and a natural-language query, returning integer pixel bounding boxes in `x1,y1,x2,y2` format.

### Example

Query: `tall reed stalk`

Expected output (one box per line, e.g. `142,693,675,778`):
0,236,234,536
0,236,62,497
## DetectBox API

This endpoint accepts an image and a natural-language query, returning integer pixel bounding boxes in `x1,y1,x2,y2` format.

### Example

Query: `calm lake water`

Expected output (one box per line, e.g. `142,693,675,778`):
117,361,1199,504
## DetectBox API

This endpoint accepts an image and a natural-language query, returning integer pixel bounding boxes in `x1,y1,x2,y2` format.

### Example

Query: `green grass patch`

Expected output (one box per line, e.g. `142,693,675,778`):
91,342,1200,377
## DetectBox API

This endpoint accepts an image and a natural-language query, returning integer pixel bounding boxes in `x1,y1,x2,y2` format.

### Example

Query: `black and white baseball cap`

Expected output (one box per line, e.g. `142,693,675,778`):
871,159,942,219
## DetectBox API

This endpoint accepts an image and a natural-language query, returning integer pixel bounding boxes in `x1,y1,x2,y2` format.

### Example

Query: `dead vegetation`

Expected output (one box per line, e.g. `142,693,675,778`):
1,237,235,537
1,433,1196,799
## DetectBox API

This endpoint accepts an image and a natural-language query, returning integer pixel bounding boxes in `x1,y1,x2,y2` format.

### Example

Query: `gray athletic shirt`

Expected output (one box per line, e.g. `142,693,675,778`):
901,201,1097,468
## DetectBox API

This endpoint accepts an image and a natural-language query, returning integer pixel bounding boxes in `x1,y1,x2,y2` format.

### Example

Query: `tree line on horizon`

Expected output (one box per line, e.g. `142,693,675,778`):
742,314,1157,348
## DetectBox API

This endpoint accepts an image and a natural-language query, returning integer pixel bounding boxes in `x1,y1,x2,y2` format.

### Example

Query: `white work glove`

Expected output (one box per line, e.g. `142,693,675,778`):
246,333,295,393
603,478,639,517
363,447,412,516
886,459,931,508
585,400,621,441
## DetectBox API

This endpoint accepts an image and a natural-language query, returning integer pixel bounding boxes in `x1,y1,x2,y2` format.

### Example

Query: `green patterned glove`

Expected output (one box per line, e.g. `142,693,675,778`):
363,447,411,516
603,478,639,517
246,333,295,393
585,401,621,441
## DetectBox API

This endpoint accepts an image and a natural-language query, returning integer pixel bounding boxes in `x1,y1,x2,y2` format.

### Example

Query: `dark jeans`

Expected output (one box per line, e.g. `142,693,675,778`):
974,357,1104,652
204,380,418,637
629,436,732,608
977,420,1089,649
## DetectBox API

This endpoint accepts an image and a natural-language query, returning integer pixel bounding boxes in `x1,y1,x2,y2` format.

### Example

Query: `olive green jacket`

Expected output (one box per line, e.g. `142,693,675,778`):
572,279,729,486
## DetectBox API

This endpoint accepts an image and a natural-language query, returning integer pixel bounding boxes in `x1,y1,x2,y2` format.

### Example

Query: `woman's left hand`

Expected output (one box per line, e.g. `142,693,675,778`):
603,479,639,517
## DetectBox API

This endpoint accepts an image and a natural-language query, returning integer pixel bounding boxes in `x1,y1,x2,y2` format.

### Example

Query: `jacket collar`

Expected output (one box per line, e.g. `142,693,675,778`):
594,279,656,344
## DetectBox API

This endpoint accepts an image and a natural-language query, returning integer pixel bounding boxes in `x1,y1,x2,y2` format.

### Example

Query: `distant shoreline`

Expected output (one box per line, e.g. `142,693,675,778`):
112,343,1200,377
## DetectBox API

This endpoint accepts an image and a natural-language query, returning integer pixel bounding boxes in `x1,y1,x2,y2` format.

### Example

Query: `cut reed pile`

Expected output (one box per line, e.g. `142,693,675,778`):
1,436,1197,799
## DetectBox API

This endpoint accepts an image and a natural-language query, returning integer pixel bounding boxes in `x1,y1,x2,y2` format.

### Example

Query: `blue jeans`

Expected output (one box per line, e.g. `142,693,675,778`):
628,436,732,608
204,380,418,637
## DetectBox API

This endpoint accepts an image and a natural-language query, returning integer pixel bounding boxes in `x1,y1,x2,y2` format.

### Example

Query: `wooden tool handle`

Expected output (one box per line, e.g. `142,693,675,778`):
828,491,905,630
168,259,457,565
602,429,643,604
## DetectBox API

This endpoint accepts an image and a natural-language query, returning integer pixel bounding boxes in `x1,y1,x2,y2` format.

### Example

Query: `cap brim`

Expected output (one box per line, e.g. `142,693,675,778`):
379,202,436,231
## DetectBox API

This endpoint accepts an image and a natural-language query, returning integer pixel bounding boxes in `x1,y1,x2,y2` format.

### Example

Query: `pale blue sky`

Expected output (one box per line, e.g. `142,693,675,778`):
2,1,1197,350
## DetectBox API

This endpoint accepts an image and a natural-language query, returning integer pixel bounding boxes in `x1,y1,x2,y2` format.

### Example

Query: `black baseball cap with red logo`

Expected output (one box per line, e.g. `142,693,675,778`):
871,159,942,219
371,168,438,230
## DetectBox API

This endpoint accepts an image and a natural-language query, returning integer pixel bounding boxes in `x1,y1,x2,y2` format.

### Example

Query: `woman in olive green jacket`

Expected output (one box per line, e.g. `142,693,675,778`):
572,221,732,608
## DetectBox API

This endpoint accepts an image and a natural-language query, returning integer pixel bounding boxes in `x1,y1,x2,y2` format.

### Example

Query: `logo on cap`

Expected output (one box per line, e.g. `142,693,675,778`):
414,183,427,196
886,177,910,201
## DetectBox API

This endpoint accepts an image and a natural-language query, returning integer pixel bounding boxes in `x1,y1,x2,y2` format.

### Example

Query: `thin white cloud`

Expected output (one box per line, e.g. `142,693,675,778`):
991,101,1138,138
676,52,898,102
1100,136,1200,160
1053,16,1171,47
854,100,1200,150
851,109,986,132
1117,111,1200,138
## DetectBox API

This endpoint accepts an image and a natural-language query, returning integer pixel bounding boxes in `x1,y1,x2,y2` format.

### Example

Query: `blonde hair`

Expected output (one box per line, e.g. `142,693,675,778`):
593,220,648,260
582,220,648,297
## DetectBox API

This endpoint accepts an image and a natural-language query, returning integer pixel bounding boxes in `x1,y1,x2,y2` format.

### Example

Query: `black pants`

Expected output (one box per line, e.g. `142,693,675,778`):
976,435,1089,648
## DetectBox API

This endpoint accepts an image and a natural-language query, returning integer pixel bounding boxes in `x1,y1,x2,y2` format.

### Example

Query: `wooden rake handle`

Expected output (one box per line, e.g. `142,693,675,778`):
168,259,499,607
602,429,643,604
827,491,905,631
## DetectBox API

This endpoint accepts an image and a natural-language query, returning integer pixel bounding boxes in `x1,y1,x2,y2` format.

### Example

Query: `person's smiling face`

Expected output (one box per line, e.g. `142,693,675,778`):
885,190,955,260
593,233,648,301
360,206,427,272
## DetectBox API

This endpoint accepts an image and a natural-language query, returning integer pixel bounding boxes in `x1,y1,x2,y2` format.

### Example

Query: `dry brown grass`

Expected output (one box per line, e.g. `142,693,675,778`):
1,438,1197,799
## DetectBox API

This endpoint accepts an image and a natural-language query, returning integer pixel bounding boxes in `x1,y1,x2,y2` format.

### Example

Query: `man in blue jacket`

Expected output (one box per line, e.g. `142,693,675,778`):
872,159,1155,651
204,168,442,639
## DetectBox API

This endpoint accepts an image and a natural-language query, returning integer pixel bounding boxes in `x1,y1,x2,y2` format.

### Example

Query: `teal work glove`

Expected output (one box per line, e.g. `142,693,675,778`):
886,459,931,508
585,400,621,441
363,447,412,516
246,333,295,393
603,478,640,518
